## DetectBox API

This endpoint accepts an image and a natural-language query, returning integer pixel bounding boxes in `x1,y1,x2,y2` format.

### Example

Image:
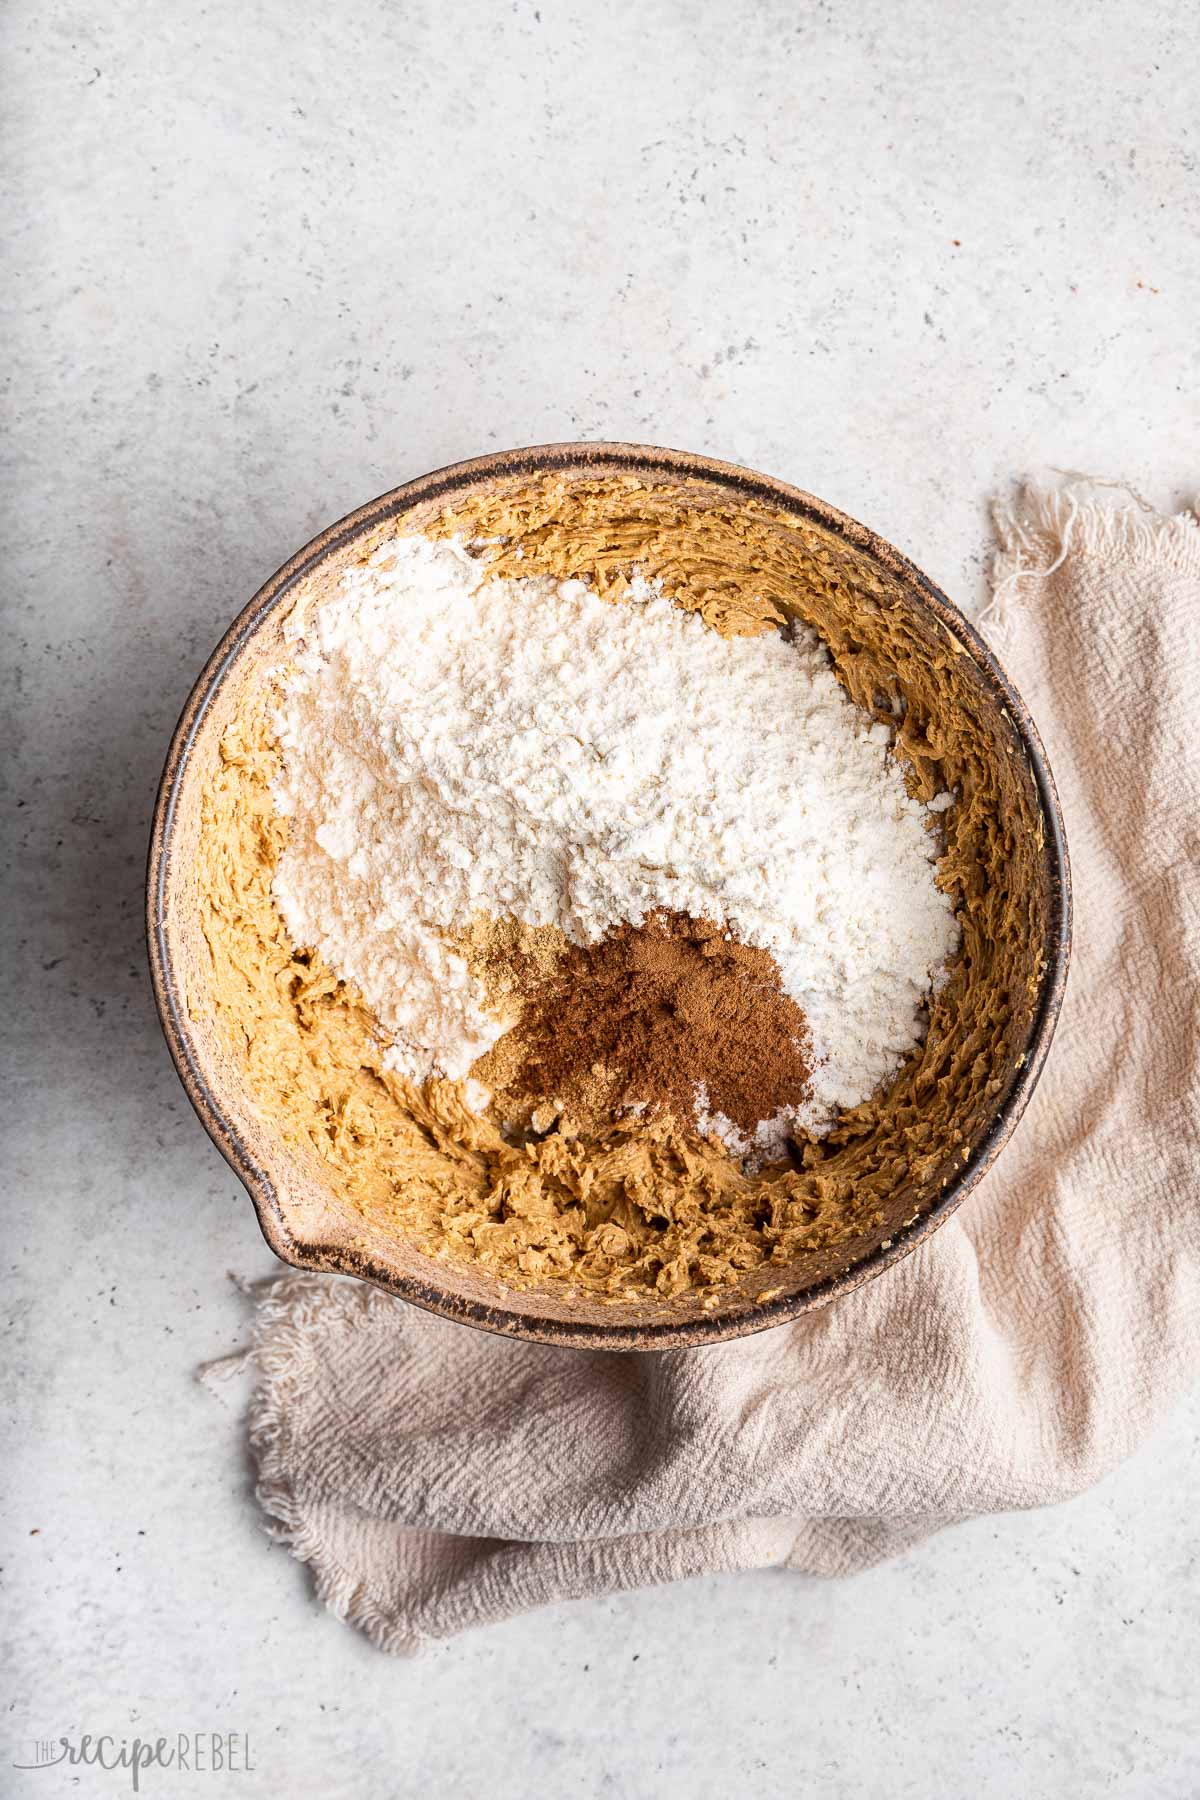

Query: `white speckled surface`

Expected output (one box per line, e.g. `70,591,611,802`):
5,0,1198,1793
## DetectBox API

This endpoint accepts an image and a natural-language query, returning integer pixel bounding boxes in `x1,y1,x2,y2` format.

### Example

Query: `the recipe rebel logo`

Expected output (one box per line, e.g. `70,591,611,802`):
12,1731,255,1791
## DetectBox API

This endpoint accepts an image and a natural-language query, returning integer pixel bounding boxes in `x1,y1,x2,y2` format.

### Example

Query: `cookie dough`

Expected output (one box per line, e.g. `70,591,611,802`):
193,475,1043,1301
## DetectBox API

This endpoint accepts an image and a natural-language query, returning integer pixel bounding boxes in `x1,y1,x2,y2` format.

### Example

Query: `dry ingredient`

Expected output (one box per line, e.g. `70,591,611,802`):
466,909,814,1150
271,533,959,1150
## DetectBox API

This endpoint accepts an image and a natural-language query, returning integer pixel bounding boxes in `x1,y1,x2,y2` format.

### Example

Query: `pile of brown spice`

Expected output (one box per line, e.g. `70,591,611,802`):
465,909,813,1156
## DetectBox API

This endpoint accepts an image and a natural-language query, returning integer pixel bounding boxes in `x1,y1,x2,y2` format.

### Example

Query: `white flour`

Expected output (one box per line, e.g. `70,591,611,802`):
692,1082,817,1164
271,534,958,1140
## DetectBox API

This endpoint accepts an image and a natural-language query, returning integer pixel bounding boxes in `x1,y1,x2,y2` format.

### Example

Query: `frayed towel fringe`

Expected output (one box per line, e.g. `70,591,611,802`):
242,1274,420,1655
982,475,1200,651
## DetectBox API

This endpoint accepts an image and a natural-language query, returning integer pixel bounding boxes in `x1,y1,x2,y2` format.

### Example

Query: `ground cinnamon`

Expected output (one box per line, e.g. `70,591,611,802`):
468,909,813,1147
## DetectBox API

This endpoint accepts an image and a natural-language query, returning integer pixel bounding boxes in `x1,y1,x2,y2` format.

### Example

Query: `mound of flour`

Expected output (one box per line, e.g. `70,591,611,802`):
271,534,958,1134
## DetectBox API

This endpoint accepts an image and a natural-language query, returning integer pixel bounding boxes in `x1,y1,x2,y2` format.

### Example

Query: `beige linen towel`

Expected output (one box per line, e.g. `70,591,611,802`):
233,480,1200,1654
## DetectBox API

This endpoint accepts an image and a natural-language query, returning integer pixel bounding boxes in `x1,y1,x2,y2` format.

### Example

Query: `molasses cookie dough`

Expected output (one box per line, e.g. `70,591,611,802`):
194,474,1041,1301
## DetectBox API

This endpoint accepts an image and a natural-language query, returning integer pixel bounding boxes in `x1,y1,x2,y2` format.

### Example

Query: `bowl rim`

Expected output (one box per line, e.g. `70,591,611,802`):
146,440,1072,1350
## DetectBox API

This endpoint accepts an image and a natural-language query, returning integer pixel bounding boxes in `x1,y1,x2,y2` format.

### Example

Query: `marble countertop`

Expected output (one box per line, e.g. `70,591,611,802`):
5,0,1197,1793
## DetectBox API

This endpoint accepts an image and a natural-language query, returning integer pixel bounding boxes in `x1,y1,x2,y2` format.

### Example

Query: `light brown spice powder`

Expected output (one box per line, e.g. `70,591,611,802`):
465,909,813,1154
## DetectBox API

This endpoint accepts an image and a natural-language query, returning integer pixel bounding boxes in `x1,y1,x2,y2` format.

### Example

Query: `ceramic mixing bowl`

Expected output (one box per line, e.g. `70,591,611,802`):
147,443,1070,1348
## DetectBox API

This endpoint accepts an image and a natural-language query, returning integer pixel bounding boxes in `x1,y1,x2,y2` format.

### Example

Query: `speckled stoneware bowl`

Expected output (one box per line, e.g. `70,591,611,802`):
148,443,1070,1350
